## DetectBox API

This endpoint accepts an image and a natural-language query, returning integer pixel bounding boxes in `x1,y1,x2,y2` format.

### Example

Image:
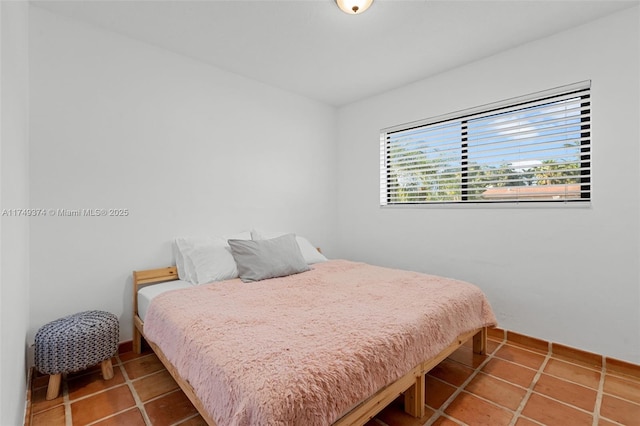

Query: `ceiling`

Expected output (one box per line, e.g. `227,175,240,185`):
32,0,639,106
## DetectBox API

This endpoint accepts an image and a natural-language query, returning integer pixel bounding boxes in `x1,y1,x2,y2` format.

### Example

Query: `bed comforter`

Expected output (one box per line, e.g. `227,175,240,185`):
144,260,496,425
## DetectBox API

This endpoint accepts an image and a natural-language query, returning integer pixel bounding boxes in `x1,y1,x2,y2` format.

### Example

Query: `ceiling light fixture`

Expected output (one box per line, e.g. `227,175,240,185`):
335,0,373,15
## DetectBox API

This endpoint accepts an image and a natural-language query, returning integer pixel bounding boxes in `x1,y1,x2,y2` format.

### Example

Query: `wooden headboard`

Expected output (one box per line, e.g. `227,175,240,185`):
133,266,178,286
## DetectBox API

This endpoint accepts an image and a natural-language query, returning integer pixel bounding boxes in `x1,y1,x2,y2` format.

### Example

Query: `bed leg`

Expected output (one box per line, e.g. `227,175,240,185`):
473,327,487,355
403,373,425,418
133,326,142,354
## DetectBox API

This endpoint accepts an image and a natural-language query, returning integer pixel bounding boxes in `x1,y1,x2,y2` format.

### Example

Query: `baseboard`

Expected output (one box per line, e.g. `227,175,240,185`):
489,326,640,379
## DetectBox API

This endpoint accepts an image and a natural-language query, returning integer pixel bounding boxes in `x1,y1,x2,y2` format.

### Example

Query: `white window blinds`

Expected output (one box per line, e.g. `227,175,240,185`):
380,81,591,205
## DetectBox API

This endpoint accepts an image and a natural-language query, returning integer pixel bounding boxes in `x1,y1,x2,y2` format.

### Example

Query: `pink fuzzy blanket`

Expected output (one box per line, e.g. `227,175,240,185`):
144,260,496,425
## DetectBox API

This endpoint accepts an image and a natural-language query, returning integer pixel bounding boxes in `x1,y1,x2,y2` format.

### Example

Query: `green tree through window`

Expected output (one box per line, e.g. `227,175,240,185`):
381,83,590,205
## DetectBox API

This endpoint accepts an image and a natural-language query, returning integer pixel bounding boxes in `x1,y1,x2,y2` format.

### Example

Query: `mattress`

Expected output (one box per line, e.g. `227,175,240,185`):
137,279,192,321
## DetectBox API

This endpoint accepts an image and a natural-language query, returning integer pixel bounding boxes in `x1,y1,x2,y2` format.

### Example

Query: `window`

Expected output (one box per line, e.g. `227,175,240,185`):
380,81,591,206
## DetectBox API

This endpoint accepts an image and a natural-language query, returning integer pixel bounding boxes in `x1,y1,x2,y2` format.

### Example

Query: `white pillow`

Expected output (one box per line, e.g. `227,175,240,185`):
174,241,188,281
174,236,211,282
174,232,251,284
250,229,328,264
186,239,238,284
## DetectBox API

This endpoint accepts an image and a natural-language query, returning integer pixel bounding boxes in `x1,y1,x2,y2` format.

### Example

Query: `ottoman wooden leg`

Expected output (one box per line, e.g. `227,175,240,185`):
101,359,114,380
46,374,61,400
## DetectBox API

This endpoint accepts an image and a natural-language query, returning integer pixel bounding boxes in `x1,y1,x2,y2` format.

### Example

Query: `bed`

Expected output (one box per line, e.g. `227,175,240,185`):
132,254,496,426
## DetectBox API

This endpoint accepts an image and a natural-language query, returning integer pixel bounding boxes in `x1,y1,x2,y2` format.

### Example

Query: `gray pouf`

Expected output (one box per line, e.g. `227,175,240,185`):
35,310,119,400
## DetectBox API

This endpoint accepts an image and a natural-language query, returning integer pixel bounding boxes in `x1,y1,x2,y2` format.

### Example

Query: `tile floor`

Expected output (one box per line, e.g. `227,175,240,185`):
26,332,640,426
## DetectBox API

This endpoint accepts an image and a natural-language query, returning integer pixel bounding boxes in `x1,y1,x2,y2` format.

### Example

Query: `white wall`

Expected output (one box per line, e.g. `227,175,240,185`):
336,8,640,363
1,1,30,424
28,7,337,343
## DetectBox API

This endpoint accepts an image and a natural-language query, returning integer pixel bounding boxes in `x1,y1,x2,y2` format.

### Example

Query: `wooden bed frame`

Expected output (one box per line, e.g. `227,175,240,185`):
133,266,487,426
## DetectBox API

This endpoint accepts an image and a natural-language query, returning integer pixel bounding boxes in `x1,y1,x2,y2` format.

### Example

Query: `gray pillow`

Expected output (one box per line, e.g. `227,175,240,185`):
228,233,310,282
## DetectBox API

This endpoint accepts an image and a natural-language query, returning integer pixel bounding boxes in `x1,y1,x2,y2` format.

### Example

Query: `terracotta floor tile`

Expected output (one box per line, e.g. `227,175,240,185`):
533,373,597,412
91,408,146,426
597,419,620,426
599,394,640,425
70,384,136,425
428,359,475,387
122,353,165,379
144,390,199,426
375,398,434,426
26,335,640,426
514,417,541,426
431,415,462,426
448,345,488,369
118,348,155,363
425,376,457,410
30,386,64,414
482,358,537,388
544,358,601,389
67,367,125,401
444,391,512,426
494,344,546,370
175,415,209,426
603,374,640,404
486,339,500,355
132,369,179,402
32,405,65,426
521,393,592,426
464,372,527,410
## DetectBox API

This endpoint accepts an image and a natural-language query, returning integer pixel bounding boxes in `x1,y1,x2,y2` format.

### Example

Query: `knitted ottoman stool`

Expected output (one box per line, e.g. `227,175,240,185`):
35,310,119,400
